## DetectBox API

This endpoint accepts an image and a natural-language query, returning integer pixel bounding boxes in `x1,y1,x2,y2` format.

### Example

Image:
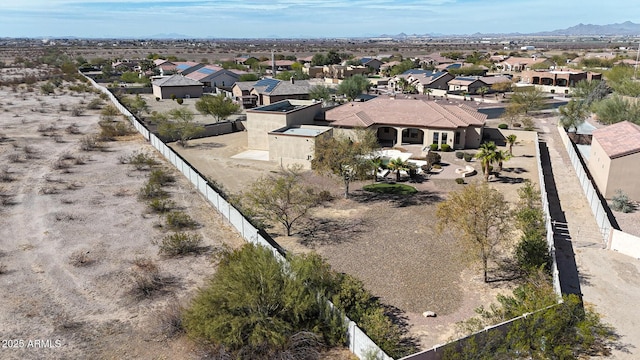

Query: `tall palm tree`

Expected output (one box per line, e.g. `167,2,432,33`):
423,87,433,99
475,141,497,181
477,86,489,99
506,134,517,156
387,157,410,182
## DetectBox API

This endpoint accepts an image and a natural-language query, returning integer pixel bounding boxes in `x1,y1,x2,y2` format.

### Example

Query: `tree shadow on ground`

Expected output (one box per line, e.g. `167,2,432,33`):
381,303,421,356
192,142,226,149
502,167,529,174
486,257,525,285
349,189,443,208
298,217,368,247
492,175,526,185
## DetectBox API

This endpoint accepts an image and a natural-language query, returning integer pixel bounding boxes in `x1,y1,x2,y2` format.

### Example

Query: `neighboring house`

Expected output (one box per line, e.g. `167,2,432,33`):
260,60,295,73
360,58,384,71
231,81,258,108
153,59,177,76
588,121,640,201
185,65,241,91
418,52,455,67
478,75,512,89
235,55,259,65
323,97,486,149
498,57,553,72
389,70,454,94
246,100,329,168
303,64,325,78
152,74,203,99
250,78,313,106
323,64,369,79
448,77,488,94
520,69,602,87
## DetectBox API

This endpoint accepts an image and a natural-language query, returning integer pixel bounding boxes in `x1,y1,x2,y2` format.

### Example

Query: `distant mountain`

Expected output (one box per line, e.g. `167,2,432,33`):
538,21,640,36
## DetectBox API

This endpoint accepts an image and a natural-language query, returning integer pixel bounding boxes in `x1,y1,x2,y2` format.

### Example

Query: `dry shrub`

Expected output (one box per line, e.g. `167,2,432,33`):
70,106,84,117
0,167,14,182
165,211,198,230
23,145,39,159
130,258,166,298
79,135,104,151
0,263,7,275
7,153,23,163
98,120,134,140
156,299,186,338
69,250,94,267
155,232,203,257
148,198,176,213
65,123,81,134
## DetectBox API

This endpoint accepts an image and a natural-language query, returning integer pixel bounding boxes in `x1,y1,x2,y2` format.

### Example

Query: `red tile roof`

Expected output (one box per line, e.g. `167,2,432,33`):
592,121,640,159
325,98,486,129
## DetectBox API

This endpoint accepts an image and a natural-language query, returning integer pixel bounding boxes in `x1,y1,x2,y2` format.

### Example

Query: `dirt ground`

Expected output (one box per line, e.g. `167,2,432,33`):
174,128,540,350
0,76,253,359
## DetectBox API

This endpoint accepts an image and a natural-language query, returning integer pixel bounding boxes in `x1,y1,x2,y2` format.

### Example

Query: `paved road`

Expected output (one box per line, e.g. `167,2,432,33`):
539,116,640,359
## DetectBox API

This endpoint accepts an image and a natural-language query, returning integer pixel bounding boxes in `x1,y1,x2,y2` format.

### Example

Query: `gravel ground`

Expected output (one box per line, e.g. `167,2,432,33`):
176,130,540,349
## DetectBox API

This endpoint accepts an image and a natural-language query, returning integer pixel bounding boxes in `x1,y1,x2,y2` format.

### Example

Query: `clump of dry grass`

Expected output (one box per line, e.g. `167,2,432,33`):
69,250,94,267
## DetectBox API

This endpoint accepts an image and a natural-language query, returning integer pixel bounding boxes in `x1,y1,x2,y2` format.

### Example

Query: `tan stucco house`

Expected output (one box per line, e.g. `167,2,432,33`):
588,121,640,201
323,97,486,150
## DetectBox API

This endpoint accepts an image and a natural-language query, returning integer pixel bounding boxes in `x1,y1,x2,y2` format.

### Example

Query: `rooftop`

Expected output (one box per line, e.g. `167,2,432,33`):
249,99,318,113
592,121,640,159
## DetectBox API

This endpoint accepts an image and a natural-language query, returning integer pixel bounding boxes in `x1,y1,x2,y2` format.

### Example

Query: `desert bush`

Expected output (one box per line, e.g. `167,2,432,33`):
52,159,72,170
426,151,441,166
37,123,57,133
65,123,81,134
148,198,176,213
74,156,88,165
70,105,84,117
522,117,535,131
59,103,68,112
8,153,23,163
148,168,175,186
610,189,634,213
156,299,185,338
440,143,451,152
23,145,39,159
464,153,474,162
176,98,184,105
455,178,465,184
79,135,104,151
98,120,133,140
498,123,508,129
120,151,159,170
455,151,464,159
0,167,13,182
165,211,198,230
40,82,55,95
69,250,94,267
139,182,168,200
86,98,104,110
155,232,203,257
130,258,165,298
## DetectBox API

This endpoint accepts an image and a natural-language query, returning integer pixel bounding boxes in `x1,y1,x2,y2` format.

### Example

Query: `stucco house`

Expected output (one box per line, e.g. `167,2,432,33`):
520,69,602,87
323,97,486,149
498,57,553,72
448,77,489,94
249,78,313,106
245,100,329,168
185,66,242,91
588,121,640,201
152,74,203,99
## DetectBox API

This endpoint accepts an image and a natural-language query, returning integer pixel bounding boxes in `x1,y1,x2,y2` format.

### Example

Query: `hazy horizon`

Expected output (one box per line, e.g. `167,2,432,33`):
0,0,639,39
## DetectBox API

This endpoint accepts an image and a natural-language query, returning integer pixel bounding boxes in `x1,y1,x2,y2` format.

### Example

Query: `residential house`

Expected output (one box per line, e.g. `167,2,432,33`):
245,100,329,168
303,64,325,78
498,57,553,72
323,97,486,149
152,74,203,99
389,70,453,95
418,52,455,67
360,58,384,71
235,55,259,66
588,121,640,200
323,64,369,79
174,62,204,75
448,77,489,94
520,69,602,88
153,59,177,76
185,65,243,91
232,78,314,108
260,60,295,74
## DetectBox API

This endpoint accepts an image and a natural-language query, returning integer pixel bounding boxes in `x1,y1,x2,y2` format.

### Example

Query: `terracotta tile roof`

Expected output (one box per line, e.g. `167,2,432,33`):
592,121,640,159
324,98,487,129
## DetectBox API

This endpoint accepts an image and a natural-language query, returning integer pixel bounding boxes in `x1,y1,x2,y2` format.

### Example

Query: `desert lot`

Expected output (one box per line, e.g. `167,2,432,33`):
0,76,248,359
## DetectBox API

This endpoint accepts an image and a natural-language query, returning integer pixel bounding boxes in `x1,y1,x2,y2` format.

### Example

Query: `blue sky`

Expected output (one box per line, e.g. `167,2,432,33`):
0,0,638,38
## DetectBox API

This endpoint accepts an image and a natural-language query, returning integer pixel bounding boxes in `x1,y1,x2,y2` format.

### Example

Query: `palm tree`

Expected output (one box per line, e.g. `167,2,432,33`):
423,87,433,100
477,86,489,99
494,150,511,173
475,141,497,181
371,156,385,182
506,134,517,156
387,157,410,182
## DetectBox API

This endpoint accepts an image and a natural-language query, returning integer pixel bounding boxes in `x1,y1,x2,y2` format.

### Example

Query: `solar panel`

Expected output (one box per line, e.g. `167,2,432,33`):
255,78,281,92
199,68,215,75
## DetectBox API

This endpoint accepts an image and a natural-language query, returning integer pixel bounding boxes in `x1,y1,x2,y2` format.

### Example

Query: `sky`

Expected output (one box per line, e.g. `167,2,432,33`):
0,0,638,39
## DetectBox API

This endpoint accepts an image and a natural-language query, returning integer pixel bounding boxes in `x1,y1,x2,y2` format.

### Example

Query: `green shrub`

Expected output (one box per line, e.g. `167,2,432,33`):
165,211,198,230
148,198,176,213
440,143,451,152
610,189,634,213
121,151,159,170
155,97,161,102
87,98,104,110
170,94,176,100
176,98,184,105
515,234,551,273
455,151,464,159
138,182,168,200
155,232,203,256
498,123,508,129
432,164,442,169
429,143,438,151
455,178,465,184
98,120,134,140
148,168,175,186
463,153,473,162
